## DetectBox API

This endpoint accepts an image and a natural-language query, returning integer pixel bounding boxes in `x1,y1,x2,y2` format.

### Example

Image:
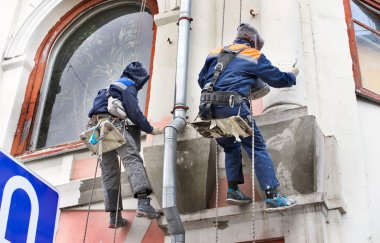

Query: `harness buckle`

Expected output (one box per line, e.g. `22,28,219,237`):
215,63,223,71
205,83,214,92
229,95,235,108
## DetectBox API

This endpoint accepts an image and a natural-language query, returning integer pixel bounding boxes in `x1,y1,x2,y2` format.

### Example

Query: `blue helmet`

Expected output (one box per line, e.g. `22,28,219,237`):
121,61,150,90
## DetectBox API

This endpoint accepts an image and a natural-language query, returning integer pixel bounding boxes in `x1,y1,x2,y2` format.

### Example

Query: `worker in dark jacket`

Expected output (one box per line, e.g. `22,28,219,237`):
198,23,298,209
88,62,162,228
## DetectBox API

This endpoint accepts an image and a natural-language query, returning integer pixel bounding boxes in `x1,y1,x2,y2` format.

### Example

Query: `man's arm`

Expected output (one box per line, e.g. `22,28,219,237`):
121,86,153,134
198,59,210,89
254,54,296,88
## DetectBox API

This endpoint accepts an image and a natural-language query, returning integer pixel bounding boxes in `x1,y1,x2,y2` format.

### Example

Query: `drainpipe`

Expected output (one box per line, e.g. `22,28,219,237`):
162,0,192,242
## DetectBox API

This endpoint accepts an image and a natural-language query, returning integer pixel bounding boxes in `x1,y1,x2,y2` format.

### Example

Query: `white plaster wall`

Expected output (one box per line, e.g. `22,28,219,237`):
25,154,73,185
260,0,307,113
0,1,22,149
0,61,33,151
303,0,372,242
0,1,20,59
357,99,380,243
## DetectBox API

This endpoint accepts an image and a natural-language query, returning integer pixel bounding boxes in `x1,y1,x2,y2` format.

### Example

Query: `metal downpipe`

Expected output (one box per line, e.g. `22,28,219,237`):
162,0,192,242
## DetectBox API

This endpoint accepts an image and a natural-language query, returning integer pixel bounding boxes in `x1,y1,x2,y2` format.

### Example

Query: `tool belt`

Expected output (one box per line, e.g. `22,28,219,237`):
199,91,246,119
87,114,118,129
200,91,245,106
190,116,252,140
80,118,127,154
87,114,135,130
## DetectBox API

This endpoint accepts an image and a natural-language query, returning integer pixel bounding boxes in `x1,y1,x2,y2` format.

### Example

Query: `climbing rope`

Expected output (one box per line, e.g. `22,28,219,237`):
83,123,103,243
214,0,225,240
250,99,256,243
220,0,226,46
132,0,148,61
239,0,242,24
113,156,122,243
215,141,219,242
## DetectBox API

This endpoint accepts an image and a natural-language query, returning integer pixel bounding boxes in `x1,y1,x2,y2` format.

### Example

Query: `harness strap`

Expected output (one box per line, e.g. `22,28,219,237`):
200,45,249,120
207,45,249,92
200,91,245,105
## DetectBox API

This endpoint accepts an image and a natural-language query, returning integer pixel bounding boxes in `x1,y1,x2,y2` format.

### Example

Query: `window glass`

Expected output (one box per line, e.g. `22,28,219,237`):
354,23,380,94
35,7,153,149
351,0,380,31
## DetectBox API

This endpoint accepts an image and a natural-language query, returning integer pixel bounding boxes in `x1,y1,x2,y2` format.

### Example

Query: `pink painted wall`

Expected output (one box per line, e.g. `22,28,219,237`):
56,210,164,243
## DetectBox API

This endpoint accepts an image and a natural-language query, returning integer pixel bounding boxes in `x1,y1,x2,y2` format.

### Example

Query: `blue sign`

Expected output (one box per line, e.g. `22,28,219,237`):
0,149,59,243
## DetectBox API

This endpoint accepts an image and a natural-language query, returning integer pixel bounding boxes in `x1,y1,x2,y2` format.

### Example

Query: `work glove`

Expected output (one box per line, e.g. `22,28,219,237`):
151,127,163,135
290,67,299,77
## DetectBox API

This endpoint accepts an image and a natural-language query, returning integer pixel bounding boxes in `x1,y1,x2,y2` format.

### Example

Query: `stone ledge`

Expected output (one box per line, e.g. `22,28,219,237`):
325,197,347,214
154,9,180,26
159,192,345,227
254,106,308,126
56,171,132,209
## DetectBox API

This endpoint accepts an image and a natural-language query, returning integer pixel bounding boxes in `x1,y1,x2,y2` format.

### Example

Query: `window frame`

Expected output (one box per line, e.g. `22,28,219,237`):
11,0,158,156
344,0,380,103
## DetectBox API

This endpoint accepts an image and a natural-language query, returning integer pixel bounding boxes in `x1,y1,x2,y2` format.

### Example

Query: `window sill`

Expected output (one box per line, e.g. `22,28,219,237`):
16,141,87,163
16,132,148,163
356,87,380,104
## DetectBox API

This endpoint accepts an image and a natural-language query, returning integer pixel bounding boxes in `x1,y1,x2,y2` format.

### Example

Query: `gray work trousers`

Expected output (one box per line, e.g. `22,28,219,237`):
100,125,152,212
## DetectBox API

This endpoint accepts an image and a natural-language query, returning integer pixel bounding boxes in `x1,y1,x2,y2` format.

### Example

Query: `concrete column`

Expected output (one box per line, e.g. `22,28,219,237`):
259,0,307,113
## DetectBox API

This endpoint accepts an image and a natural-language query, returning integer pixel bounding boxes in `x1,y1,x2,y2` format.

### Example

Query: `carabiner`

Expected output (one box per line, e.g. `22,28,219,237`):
229,95,235,108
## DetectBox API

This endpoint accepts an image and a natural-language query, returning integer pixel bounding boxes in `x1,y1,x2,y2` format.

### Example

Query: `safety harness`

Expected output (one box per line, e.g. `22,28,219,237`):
199,45,249,120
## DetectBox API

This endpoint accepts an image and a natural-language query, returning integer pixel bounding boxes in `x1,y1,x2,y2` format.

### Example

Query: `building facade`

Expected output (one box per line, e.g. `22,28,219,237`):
0,0,379,242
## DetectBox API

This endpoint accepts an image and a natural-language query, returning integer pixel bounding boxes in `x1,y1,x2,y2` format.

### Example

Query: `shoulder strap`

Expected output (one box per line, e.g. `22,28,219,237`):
106,78,135,97
205,45,249,92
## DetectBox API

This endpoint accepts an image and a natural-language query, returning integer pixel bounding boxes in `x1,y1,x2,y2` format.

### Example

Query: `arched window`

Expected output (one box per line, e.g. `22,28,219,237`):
24,3,155,150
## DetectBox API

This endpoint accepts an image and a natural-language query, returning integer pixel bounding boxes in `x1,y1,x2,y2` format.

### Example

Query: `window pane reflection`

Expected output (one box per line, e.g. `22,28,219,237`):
36,7,153,148
354,23,380,94
351,0,380,31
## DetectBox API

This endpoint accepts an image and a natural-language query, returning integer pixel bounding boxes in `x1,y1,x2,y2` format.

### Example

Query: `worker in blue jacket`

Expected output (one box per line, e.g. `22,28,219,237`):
88,62,162,228
198,23,299,209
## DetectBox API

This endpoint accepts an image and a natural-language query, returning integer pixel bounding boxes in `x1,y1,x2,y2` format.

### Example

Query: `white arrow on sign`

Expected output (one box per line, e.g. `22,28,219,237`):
0,175,39,243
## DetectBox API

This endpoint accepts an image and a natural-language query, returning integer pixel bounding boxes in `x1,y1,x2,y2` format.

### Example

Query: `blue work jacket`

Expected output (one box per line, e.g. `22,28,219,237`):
198,39,296,97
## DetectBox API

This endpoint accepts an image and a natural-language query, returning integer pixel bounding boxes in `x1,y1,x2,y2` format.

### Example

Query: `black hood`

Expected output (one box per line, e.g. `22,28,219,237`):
121,62,150,90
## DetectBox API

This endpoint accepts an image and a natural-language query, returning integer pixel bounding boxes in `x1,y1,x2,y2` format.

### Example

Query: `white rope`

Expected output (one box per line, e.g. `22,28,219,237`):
250,99,255,243
215,141,219,243
132,0,148,61
83,124,103,243
220,0,226,47
239,0,242,24
113,156,123,243
215,0,225,240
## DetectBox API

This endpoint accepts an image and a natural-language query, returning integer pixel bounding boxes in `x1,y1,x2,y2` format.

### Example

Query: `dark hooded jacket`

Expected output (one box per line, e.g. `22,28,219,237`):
88,62,153,134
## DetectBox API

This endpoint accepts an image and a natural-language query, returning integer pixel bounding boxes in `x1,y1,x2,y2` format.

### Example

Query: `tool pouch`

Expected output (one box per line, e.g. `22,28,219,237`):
80,120,126,154
190,116,252,141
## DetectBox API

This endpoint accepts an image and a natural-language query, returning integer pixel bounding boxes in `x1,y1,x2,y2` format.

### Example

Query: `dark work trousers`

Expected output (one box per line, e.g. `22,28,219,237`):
100,125,152,212
200,101,280,191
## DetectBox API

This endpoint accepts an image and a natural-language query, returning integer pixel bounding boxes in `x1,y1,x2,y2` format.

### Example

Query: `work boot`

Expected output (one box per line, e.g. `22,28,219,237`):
109,211,128,228
136,197,162,219
226,188,252,205
265,194,297,211
249,79,270,100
